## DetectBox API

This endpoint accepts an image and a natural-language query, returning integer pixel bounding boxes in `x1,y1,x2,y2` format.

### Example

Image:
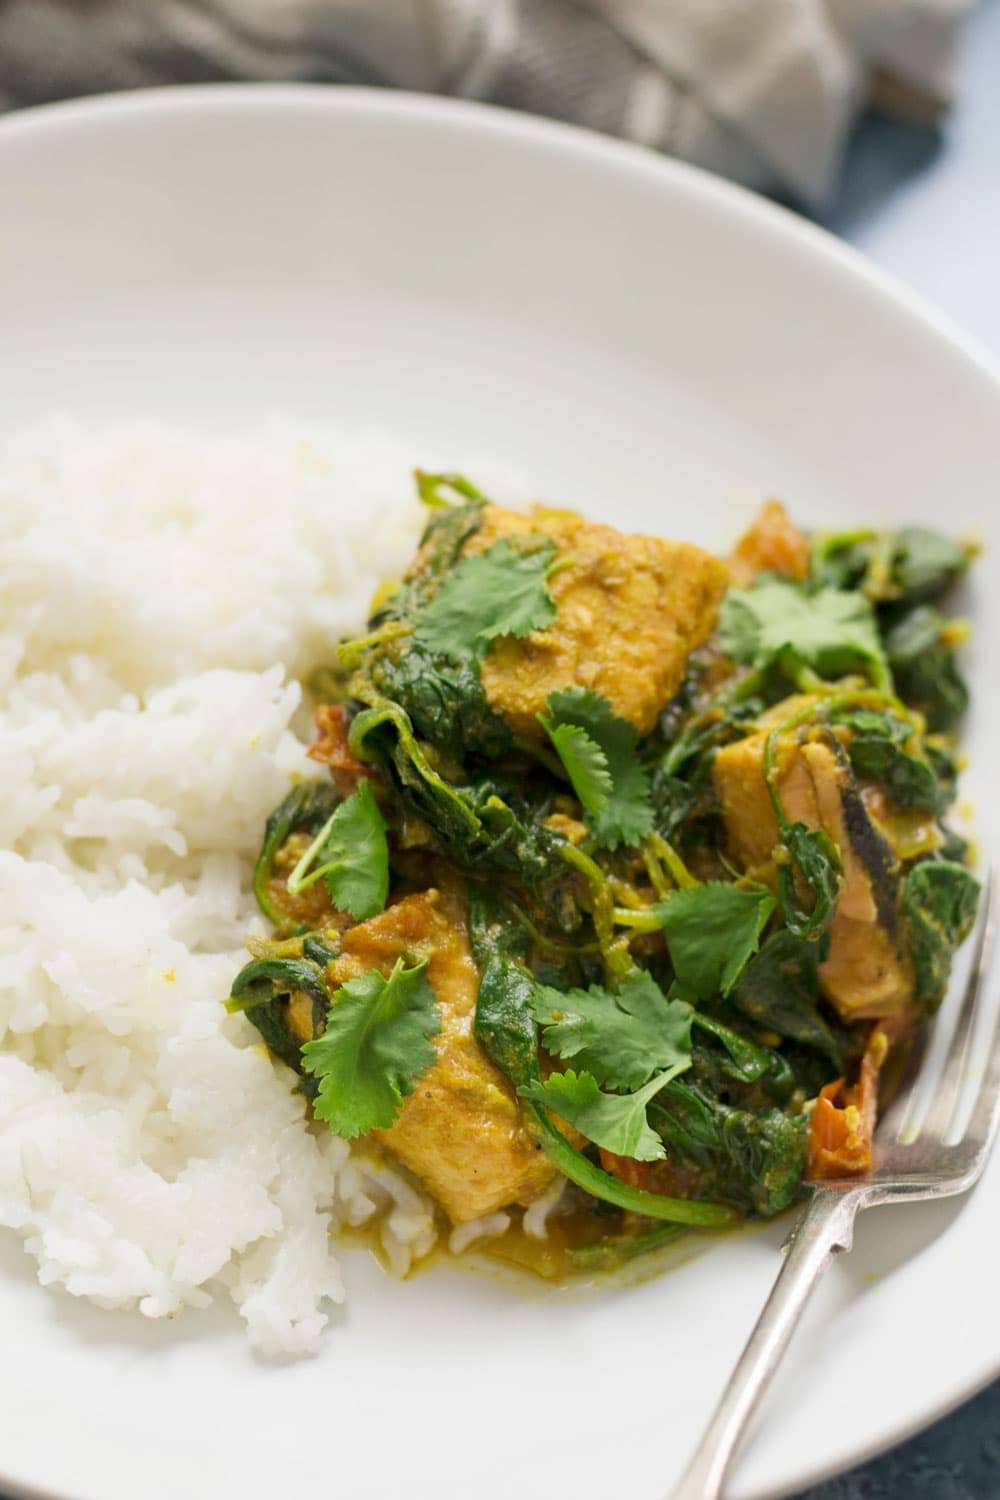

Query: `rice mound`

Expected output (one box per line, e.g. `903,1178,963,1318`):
0,418,439,1353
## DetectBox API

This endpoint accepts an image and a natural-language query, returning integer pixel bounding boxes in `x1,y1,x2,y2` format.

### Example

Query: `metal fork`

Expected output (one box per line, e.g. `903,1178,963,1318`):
668,868,1000,1500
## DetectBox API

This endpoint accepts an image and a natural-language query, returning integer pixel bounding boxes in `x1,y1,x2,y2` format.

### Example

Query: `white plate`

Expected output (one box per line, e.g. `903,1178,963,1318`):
1,86,998,1500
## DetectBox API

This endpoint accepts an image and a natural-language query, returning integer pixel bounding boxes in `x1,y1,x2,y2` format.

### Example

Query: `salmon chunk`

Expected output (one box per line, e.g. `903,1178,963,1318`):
466,504,728,739
729,500,810,586
712,724,914,1020
293,887,555,1222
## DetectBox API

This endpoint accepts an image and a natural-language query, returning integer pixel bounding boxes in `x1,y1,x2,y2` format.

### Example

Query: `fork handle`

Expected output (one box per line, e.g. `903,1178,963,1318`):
666,1188,864,1500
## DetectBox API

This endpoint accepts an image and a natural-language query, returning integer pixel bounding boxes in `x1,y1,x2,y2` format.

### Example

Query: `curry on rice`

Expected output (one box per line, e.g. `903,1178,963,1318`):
231,477,978,1271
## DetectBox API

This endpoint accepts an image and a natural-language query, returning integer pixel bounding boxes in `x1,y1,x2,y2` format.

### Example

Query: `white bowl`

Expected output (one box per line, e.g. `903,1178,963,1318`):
0,85,998,1500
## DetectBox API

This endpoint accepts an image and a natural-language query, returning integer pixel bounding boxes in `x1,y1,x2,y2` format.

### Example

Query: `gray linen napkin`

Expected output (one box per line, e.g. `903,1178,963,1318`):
0,0,972,204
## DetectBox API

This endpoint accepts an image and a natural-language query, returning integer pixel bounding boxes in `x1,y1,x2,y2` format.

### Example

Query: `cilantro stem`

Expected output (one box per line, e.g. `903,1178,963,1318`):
500,896,602,957
337,620,414,670
568,1221,688,1271
808,527,876,581
286,810,338,896
414,470,487,508
511,734,567,780
610,840,699,932
789,660,825,693
640,841,672,898
558,842,614,936
557,843,632,979
348,681,483,838
648,833,698,890
861,531,897,603
527,1103,739,1228
612,906,662,933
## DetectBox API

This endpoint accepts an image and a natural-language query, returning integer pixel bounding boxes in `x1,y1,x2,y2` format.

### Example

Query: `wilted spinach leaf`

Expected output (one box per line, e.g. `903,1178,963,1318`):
374,642,513,761
252,782,339,925
835,709,942,811
777,822,843,941
902,860,980,1006
885,605,969,731
891,527,970,606
689,1012,796,1104
732,929,843,1069
811,526,969,608
649,1082,808,1217
349,695,562,883
228,955,332,1086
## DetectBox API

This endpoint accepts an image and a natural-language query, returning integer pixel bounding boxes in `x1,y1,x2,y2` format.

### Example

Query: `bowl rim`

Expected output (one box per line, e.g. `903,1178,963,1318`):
0,79,998,398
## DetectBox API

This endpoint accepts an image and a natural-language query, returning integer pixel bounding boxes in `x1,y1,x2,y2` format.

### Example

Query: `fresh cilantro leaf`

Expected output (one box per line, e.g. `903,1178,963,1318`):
473,943,737,1225
413,537,558,663
533,969,693,1091
656,883,775,1000
520,1068,669,1162
287,780,389,921
542,722,612,820
719,577,889,689
540,687,653,849
302,958,440,1138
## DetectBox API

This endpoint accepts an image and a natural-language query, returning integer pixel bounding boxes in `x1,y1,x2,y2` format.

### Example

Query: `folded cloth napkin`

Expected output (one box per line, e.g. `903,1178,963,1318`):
0,0,971,204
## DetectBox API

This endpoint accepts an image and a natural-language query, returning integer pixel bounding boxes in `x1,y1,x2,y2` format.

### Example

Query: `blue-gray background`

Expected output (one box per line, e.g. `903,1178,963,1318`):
793,2,1000,1495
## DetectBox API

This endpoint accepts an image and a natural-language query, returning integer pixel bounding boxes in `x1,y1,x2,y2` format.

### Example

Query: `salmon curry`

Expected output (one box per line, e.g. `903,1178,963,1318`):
230,476,979,1274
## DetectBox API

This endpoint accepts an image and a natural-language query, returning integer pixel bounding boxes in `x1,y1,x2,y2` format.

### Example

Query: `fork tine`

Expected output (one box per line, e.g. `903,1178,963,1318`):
876,1027,929,1145
921,866,998,1143
957,868,1000,1166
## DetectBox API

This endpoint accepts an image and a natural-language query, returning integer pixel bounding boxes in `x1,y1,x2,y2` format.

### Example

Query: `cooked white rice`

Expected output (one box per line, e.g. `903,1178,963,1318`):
0,418,450,1353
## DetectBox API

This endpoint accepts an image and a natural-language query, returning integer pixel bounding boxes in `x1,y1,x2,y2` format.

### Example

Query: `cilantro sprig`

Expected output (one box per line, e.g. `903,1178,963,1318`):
286,780,389,921
533,969,693,1091
527,969,694,1164
302,958,440,1138
414,536,559,663
520,1068,673,1162
719,576,891,691
539,687,653,849
472,946,738,1225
